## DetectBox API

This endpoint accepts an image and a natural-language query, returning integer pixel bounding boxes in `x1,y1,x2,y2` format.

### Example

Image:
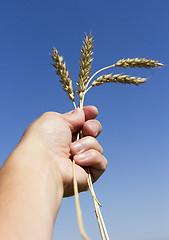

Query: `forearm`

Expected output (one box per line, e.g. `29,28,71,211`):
0,141,63,240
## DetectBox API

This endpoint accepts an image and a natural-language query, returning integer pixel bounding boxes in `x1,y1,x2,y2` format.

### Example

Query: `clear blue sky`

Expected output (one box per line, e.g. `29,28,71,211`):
0,0,169,239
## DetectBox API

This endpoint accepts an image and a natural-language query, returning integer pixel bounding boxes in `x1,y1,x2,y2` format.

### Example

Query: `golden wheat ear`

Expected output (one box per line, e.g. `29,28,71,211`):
50,48,75,104
91,73,147,86
115,58,164,68
77,32,94,102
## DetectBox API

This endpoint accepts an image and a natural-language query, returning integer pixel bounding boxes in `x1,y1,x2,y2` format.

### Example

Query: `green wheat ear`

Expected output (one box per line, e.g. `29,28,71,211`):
50,32,164,240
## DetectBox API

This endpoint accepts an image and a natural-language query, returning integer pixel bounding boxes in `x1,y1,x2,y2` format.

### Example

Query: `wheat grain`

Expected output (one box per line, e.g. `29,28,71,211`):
77,32,94,100
115,58,164,69
50,48,75,102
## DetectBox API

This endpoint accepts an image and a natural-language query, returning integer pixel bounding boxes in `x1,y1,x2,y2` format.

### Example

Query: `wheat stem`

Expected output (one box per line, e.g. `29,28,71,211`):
73,101,77,109
79,94,109,240
73,158,90,240
86,64,115,89
88,182,102,207
72,100,90,240
95,201,109,240
74,98,102,240
87,169,110,240
94,201,105,240
84,85,92,96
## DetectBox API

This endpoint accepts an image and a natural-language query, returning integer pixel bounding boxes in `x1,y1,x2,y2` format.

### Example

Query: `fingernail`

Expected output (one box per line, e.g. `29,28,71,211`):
71,142,83,153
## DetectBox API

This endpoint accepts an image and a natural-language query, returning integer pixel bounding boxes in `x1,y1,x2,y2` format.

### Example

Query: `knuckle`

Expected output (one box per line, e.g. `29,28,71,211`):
41,111,61,121
41,111,55,118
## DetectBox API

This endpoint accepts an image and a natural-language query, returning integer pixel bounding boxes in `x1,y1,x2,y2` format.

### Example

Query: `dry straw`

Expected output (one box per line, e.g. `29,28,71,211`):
51,32,164,240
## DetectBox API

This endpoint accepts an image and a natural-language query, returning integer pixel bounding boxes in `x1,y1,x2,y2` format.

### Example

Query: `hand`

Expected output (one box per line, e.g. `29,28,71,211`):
20,106,107,197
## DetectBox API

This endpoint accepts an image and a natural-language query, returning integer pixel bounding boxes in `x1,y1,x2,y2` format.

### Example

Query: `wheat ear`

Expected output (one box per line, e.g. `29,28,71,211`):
77,32,94,102
50,48,76,107
91,74,147,86
77,34,110,240
115,58,164,68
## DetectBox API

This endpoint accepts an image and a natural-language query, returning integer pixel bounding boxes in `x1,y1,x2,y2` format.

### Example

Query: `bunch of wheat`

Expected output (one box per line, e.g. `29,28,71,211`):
50,32,163,240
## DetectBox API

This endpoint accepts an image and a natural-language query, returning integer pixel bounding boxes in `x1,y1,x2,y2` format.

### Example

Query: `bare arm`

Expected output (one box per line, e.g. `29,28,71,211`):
0,106,107,240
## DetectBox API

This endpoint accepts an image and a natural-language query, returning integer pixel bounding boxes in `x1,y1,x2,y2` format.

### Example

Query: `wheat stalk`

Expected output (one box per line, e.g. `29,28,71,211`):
77,34,109,240
76,33,105,240
51,32,164,240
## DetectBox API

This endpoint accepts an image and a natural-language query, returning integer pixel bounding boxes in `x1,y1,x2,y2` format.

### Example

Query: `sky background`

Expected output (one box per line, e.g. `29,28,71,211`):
0,0,169,239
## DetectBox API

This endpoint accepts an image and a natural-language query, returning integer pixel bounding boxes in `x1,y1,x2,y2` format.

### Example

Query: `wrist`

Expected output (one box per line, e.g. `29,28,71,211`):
13,139,64,211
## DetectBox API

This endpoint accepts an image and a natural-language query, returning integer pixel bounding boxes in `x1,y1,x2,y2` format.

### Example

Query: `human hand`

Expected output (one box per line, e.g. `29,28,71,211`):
20,106,107,197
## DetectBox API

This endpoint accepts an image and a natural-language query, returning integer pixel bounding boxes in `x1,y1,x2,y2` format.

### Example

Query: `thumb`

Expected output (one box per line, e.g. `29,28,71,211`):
61,108,85,133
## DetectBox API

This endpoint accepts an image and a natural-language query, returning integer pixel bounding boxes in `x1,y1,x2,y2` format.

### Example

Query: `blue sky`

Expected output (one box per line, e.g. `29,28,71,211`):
0,0,169,239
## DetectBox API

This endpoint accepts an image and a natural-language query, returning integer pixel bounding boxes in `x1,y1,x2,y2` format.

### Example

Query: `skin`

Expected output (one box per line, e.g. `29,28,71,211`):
0,106,107,240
